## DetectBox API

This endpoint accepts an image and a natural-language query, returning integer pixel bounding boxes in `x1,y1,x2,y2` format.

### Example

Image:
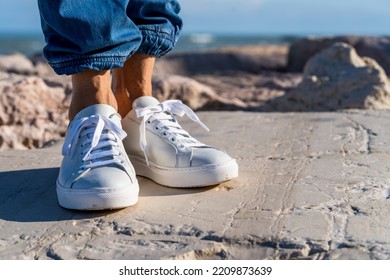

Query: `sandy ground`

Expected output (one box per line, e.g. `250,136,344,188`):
0,111,389,260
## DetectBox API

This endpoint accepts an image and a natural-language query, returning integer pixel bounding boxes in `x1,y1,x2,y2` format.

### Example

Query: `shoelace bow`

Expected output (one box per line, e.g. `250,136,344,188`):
135,100,210,166
62,115,127,170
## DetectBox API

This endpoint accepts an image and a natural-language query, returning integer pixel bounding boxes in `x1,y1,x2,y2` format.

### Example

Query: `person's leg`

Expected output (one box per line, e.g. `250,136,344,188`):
113,54,155,118
38,0,140,210
69,70,117,120
113,0,182,117
38,0,144,120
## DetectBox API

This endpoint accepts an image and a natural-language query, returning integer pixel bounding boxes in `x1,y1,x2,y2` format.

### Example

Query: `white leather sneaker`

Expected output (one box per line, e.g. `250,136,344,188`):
56,104,139,210
122,96,238,188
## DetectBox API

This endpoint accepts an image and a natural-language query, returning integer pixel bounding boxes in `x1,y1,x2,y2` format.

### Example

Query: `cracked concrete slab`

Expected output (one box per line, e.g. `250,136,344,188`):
0,110,389,260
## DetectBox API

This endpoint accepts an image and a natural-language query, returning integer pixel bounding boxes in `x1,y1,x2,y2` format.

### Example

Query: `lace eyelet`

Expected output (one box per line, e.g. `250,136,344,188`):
170,137,176,142
178,144,185,149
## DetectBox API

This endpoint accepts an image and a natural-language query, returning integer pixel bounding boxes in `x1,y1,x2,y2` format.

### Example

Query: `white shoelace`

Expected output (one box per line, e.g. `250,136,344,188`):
62,115,127,170
135,100,210,165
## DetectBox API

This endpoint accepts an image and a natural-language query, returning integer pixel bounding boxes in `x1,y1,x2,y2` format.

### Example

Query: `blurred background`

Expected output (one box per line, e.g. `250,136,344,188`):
0,0,389,55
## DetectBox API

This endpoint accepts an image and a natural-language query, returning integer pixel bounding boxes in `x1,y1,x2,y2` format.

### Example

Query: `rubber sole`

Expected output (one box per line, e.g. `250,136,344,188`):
56,180,139,210
129,155,239,188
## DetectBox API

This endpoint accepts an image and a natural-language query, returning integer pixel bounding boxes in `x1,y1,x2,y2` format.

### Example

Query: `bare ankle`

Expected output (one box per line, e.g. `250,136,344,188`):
112,54,156,117
69,70,117,120
114,88,133,118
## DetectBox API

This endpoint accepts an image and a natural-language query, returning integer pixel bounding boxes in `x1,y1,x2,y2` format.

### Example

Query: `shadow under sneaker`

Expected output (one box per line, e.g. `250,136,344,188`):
122,96,238,188
57,104,139,210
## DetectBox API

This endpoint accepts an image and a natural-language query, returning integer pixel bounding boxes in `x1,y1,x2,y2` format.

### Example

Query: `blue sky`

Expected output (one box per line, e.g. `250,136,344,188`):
0,0,390,36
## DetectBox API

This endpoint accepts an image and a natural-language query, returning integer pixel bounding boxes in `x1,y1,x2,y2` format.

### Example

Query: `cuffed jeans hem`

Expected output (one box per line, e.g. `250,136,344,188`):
48,56,129,75
136,27,179,57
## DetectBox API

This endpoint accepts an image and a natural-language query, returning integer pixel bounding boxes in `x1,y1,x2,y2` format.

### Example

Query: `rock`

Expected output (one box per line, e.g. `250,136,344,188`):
193,71,302,111
152,74,246,110
30,52,72,92
284,43,390,111
287,36,390,75
0,72,69,150
2,110,390,260
155,45,288,76
0,53,37,75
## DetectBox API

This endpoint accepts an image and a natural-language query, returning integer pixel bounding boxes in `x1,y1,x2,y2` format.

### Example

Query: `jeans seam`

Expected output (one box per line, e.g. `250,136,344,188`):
138,26,177,42
49,55,128,68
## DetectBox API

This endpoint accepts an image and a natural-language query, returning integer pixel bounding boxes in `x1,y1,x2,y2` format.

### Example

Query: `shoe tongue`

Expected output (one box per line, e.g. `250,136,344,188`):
133,96,160,109
74,104,121,125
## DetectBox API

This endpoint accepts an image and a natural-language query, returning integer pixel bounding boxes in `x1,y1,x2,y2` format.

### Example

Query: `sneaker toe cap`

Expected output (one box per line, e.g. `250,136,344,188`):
191,148,233,167
71,167,134,190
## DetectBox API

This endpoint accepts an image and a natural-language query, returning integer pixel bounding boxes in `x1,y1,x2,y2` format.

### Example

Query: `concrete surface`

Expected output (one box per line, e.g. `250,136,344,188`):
0,111,389,260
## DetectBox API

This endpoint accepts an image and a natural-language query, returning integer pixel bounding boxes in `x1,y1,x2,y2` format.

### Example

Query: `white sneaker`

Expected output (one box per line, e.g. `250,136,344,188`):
56,104,139,210
122,96,238,188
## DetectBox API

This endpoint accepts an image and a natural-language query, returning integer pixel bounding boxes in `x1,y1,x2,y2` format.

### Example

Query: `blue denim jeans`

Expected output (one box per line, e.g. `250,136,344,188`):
37,0,182,75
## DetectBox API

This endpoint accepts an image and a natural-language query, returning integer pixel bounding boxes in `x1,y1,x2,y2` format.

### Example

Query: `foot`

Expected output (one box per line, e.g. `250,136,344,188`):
57,104,139,210
122,96,238,188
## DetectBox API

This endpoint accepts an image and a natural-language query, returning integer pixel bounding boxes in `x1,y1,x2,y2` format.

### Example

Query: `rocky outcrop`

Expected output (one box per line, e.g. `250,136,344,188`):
2,110,390,260
193,71,302,111
0,53,37,75
2,38,390,150
0,72,69,150
287,36,390,75
154,45,288,76
284,43,390,111
153,74,246,110
30,52,72,91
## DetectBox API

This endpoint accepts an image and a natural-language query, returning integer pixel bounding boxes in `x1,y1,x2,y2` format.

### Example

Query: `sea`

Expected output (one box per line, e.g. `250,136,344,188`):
0,33,303,56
